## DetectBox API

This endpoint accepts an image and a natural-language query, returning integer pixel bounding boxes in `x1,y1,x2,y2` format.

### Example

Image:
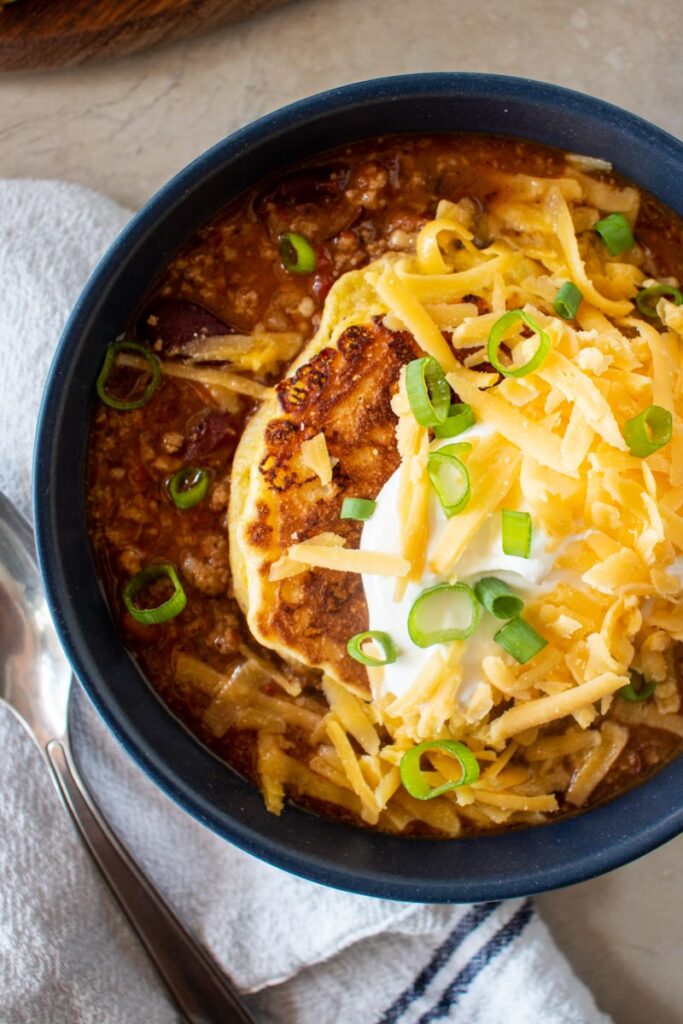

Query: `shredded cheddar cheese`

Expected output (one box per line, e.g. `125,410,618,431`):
372,264,458,370
288,540,410,577
393,367,430,598
269,531,345,581
300,431,334,485
429,436,521,573
221,154,683,835
331,166,683,826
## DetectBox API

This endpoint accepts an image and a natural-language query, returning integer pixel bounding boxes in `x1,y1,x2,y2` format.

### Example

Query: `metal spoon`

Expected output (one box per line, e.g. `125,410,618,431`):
0,490,256,1024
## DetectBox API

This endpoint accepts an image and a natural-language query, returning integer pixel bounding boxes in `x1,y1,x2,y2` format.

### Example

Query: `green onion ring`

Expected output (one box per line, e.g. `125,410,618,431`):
553,282,583,320
427,449,471,517
594,213,635,256
494,617,547,664
406,356,451,426
432,402,475,439
168,467,210,510
623,404,672,458
96,340,160,411
635,284,683,320
340,497,377,521
439,442,473,457
474,577,524,620
347,630,397,667
123,563,187,625
486,310,551,378
399,740,480,800
619,669,657,702
279,232,317,274
501,509,532,558
407,582,480,648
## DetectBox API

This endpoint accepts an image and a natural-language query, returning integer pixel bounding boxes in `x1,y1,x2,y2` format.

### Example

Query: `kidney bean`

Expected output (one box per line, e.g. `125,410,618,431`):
185,410,238,460
142,299,235,352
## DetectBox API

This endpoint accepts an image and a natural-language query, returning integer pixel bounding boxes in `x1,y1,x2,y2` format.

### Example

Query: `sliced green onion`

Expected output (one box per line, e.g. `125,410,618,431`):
168,467,210,509
407,582,480,648
405,356,451,426
474,577,524,620
619,669,656,702
427,450,470,516
486,310,551,378
347,630,397,667
96,340,160,411
123,563,186,625
502,509,532,558
439,442,473,457
340,497,376,521
279,232,317,274
623,404,672,458
594,213,634,256
433,402,475,439
553,282,583,320
494,617,547,664
636,284,683,320
399,740,480,800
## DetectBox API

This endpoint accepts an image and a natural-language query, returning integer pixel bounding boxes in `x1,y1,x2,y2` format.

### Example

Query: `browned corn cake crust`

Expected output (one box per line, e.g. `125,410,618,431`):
246,319,420,689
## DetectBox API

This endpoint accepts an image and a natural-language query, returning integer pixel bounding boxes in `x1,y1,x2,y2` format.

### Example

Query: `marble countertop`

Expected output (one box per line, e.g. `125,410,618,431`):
1,0,680,207
1,1,681,1020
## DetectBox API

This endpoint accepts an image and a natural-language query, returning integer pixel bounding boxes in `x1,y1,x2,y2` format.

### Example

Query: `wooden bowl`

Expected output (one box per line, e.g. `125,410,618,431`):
0,0,288,72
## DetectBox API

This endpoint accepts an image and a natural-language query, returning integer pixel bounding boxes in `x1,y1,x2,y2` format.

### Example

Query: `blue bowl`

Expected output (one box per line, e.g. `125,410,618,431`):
34,73,683,902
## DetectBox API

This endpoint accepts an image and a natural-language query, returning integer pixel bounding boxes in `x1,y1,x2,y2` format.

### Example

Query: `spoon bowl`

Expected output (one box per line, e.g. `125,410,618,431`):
0,491,71,747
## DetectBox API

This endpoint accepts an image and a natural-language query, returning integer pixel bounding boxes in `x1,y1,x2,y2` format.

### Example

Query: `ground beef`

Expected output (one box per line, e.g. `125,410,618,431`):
181,533,231,596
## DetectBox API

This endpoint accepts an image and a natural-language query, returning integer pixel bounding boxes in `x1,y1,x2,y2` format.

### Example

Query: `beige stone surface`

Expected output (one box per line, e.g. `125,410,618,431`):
538,835,683,1024
1,0,681,1020
0,0,681,207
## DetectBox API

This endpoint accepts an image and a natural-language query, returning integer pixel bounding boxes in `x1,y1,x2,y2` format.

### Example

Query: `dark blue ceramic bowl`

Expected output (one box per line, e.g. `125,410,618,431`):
34,74,683,902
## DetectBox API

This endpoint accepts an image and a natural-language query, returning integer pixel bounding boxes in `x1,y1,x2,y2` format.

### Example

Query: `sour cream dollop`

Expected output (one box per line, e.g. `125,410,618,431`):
360,424,556,705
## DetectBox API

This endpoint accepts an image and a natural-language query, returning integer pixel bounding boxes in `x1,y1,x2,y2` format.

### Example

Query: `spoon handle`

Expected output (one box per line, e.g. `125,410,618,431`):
45,737,256,1024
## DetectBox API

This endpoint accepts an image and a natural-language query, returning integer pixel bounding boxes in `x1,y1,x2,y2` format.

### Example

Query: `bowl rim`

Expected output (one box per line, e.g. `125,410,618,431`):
34,72,683,903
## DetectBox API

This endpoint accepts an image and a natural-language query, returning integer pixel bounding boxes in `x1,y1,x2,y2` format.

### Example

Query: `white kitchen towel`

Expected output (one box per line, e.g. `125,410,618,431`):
0,179,611,1024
